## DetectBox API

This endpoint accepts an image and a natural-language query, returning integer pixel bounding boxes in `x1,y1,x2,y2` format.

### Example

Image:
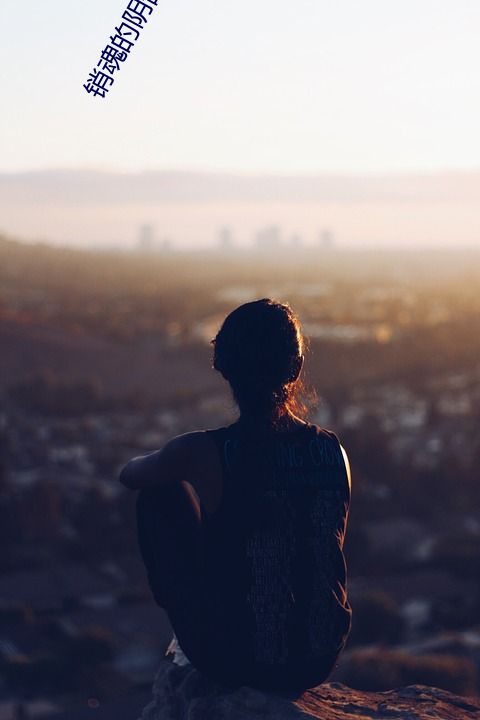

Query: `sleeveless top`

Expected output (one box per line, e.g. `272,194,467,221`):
197,421,351,692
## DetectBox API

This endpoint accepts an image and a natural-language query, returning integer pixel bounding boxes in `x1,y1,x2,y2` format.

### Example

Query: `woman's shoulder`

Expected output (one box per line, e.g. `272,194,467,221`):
163,426,237,479
163,429,219,459
307,422,339,440
305,424,351,491
164,429,226,513
167,423,237,451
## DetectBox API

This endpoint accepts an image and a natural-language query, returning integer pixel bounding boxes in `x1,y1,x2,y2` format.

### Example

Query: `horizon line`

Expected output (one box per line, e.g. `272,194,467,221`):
2,233,480,255
2,165,480,179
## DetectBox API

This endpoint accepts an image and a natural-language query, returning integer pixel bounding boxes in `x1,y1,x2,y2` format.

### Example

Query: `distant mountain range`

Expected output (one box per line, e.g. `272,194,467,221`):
1,168,479,204
1,168,479,249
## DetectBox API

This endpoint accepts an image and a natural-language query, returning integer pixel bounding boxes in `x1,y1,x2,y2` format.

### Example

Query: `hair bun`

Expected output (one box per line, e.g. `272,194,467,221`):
212,299,308,422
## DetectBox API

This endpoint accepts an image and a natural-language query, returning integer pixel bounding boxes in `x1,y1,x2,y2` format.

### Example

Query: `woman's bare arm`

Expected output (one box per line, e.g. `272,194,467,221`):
119,432,223,514
119,434,192,490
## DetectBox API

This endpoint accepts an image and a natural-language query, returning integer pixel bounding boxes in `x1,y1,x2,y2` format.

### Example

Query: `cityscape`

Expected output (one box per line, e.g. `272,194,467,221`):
136,223,335,254
3,1,480,717
0,235,479,718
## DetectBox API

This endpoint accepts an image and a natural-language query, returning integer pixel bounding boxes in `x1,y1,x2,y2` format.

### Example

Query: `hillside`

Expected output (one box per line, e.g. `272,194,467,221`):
0,315,216,398
1,237,480,716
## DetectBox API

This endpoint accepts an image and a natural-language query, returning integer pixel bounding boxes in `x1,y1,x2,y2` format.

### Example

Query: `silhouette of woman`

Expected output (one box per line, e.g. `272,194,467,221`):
120,299,351,694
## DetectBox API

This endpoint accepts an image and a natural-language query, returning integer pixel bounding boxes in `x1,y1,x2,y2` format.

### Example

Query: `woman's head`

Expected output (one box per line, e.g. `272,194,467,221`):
212,299,308,423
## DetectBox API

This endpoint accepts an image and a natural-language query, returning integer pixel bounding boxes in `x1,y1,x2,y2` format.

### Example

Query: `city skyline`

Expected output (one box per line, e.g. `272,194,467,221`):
1,168,479,250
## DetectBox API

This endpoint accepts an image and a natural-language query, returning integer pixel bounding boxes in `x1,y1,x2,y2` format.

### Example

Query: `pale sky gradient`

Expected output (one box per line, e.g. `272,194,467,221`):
1,0,480,175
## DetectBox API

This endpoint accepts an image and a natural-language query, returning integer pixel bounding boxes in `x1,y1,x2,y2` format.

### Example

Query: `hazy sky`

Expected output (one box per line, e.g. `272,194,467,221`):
2,0,480,175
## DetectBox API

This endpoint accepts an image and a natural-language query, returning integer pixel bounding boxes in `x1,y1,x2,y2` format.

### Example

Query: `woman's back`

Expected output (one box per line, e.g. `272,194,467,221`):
121,299,352,694
195,421,351,691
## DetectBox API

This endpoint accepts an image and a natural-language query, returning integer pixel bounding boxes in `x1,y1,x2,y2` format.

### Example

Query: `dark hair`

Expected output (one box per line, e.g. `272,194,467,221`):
212,298,309,423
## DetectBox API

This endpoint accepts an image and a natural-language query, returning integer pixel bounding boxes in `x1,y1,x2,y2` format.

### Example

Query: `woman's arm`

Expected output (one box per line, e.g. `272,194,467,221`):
118,431,222,501
119,435,187,490
119,431,223,515
119,449,164,490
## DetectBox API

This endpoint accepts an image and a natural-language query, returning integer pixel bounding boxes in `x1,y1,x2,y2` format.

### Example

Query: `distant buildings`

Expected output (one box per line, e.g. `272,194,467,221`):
138,224,155,253
215,225,335,251
218,226,234,249
254,225,281,250
319,229,334,248
137,225,172,252
138,223,337,252
289,234,304,248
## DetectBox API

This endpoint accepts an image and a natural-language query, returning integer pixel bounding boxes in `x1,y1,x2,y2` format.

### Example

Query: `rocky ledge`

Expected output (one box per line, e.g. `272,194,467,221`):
139,659,480,720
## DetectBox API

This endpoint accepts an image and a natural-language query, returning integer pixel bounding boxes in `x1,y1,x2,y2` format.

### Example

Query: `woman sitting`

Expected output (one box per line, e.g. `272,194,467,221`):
120,298,351,694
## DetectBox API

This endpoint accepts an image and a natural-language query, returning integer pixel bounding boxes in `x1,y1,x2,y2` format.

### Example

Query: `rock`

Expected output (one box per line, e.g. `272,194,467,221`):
138,659,480,720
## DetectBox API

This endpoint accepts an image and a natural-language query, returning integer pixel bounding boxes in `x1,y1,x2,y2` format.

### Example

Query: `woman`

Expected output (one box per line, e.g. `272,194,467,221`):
120,298,351,694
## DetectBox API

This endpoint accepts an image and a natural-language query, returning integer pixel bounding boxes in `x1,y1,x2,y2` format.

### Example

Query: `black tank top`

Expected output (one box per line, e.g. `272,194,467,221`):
198,421,351,692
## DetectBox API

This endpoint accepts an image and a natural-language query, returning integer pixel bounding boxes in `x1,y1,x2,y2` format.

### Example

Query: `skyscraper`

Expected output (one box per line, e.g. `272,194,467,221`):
138,224,155,252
